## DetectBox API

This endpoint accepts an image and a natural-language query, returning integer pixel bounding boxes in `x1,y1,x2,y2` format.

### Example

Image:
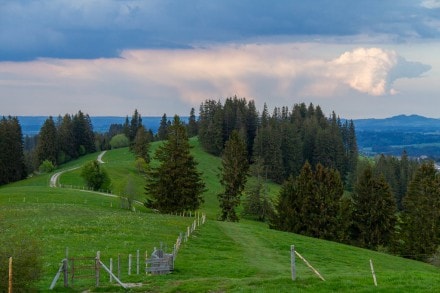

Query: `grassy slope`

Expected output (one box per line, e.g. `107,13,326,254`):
1,138,439,292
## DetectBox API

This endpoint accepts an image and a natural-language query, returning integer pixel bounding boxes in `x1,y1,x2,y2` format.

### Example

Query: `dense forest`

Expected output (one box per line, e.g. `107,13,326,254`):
198,97,358,186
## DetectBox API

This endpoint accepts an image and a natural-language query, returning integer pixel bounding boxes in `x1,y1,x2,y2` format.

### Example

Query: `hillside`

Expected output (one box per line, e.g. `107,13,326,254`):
1,138,440,292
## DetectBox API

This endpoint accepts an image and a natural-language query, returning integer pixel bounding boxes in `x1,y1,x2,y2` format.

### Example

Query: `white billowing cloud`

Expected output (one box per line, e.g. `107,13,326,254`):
329,48,398,96
0,44,431,115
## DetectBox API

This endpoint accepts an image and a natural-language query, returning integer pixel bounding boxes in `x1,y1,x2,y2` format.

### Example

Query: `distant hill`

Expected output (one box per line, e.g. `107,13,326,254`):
354,114,440,132
354,115,440,157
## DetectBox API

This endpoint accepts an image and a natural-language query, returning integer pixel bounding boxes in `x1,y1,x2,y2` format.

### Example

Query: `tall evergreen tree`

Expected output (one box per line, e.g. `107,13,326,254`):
399,162,440,261
187,107,198,137
351,166,397,249
145,116,205,213
157,113,169,141
0,116,27,184
218,130,249,221
36,116,58,165
132,125,151,163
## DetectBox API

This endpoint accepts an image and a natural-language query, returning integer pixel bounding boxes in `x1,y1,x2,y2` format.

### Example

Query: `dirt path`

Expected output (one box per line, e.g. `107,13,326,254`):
49,151,106,188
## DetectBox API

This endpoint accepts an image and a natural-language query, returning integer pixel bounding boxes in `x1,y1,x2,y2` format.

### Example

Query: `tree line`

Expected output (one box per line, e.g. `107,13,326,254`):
198,97,358,186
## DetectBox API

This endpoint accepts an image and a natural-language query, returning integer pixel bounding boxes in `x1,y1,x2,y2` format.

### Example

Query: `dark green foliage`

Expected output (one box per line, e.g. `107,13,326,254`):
80,160,111,191
198,96,259,158
198,100,224,155
187,107,198,137
36,116,58,165
351,166,397,249
145,115,205,213
57,114,75,162
218,130,249,222
157,113,169,141
399,162,440,261
0,116,27,185
373,152,419,211
0,231,42,292
132,125,151,162
73,111,96,155
129,109,142,143
242,157,274,222
271,162,344,241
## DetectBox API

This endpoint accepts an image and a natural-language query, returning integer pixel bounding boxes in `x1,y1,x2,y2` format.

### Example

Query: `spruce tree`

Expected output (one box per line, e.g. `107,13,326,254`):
187,107,198,137
36,116,58,165
351,166,397,249
132,125,151,163
145,115,205,213
400,162,440,261
157,113,169,141
218,130,249,221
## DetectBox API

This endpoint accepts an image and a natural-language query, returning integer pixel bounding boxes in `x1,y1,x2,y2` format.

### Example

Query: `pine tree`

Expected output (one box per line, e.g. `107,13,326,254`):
157,113,169,141
187,107,198,137
218,130,249,221
399,162,440,261
36,116,58,165
0,116,27,185
145,115,205,213
351,166,397,249
242,157,273,221
132,125,151,163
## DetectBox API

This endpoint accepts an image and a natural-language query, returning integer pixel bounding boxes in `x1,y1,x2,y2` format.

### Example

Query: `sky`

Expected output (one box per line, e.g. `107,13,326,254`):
0,0,439,119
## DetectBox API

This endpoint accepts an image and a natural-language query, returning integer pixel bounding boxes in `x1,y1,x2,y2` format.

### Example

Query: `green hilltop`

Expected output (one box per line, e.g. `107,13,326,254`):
1,138,440,292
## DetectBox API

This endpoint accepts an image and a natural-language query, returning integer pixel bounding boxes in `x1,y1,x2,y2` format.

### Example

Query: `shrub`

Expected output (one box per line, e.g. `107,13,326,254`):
110,134,130,149
39,159,55,173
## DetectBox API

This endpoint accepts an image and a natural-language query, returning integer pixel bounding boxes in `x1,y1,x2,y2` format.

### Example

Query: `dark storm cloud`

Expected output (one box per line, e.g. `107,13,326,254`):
0,0,439,61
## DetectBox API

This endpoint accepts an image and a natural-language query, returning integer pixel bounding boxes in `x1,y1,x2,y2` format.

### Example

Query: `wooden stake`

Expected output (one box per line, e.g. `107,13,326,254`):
128,254,132,275
136,250,140,275
370,259,377,286
109,258,113,282
8,257,12,293
295,251,325,281
291,245,296,281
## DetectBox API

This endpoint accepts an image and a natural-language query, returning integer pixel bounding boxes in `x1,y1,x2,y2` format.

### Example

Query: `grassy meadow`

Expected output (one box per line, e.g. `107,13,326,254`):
1,138,440,292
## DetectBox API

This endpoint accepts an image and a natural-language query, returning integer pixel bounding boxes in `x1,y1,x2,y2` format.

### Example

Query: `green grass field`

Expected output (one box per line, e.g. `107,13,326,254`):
1,138,440,292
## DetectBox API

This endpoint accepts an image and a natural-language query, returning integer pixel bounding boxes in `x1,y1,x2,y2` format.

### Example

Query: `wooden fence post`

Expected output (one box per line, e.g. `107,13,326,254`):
8,257,12,293
291,245,296,281
63,258,69,288
145,251,148,275
117,254,121,279
95,251,101,287
137,250,140,275
109,258,113,282
370,259,377,286
128,254,132,275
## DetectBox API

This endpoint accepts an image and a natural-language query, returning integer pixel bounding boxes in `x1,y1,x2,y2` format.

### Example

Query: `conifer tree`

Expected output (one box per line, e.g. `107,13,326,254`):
0,116,27,184
145,115,205,213
218,130,249,221
187,107,198,137
132,125,151,163
399,162,440,261
36,116,58,165
157,113,169,141
351,166,397,249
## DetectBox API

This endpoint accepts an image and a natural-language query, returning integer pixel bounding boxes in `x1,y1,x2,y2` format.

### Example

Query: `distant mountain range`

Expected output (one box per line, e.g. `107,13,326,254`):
354,115,440,158
354,114,440,133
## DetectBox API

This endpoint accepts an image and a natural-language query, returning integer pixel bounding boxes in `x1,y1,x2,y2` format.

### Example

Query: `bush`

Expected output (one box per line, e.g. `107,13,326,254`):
39,159,55,173
80,160,111,191
110,134,130,149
